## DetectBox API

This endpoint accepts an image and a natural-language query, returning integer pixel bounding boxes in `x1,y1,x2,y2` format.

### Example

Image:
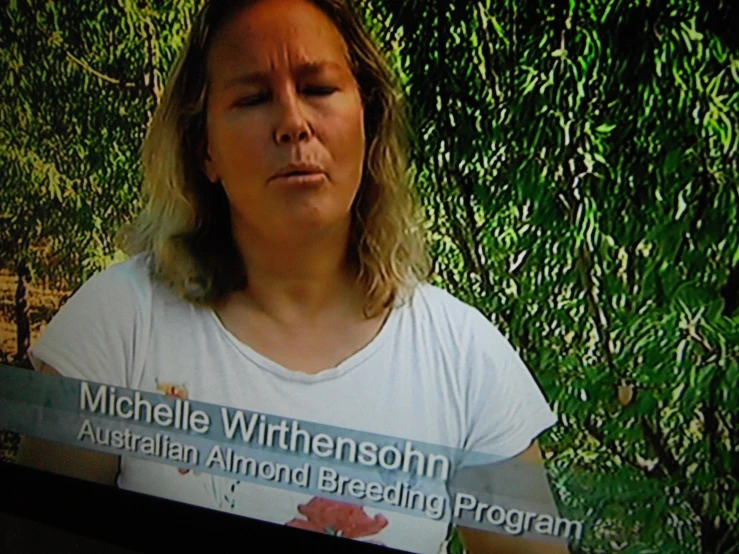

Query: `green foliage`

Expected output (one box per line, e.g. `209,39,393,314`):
0,0,204,286
373,0,738,552
2,0,737,552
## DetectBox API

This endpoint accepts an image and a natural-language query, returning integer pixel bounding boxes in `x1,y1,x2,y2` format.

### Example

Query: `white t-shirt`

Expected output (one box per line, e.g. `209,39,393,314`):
30,254,557,553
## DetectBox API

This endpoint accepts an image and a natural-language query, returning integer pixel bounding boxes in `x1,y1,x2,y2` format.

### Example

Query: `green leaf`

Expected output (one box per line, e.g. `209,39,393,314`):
595,123,617,134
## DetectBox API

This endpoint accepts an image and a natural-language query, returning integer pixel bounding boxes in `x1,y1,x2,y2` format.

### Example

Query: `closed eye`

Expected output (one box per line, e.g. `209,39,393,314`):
233,87,338,108
303,86,338,96
234,94,269,107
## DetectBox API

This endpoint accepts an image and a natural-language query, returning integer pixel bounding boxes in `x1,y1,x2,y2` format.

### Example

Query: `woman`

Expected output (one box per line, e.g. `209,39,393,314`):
20,0,564,552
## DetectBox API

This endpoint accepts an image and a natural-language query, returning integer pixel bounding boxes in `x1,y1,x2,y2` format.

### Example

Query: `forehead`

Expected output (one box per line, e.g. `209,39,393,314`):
208,0,352,82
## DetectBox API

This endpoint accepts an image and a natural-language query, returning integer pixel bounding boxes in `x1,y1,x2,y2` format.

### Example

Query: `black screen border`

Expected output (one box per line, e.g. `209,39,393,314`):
0,460,410,553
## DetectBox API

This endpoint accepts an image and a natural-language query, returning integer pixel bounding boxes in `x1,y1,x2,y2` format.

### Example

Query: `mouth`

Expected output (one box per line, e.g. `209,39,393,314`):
282,171,321,177
270,172,326,186
271,164,326,180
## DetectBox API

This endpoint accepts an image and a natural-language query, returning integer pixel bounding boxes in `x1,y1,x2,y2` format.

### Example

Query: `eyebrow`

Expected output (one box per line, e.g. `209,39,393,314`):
222,61,346,89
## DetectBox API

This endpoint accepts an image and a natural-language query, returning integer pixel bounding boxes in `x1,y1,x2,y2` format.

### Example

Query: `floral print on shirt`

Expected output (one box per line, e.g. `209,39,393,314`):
155,379,198,476
286,497,388,542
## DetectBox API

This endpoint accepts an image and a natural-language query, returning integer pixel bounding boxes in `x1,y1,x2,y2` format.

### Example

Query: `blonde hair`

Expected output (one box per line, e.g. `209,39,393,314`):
118,0,430,317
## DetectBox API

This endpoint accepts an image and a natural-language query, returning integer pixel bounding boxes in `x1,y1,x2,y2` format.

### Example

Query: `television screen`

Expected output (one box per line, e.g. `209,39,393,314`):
1,0,737,553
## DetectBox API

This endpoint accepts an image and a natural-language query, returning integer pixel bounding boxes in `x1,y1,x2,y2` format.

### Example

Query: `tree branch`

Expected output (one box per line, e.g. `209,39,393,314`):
140,14,163,103
640,419,681,477
583,418,658,476
64,50,137,88
33,17,137,90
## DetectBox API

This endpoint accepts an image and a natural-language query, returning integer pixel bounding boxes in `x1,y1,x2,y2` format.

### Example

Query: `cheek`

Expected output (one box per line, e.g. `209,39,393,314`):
210,115,268,176
327,105,365,168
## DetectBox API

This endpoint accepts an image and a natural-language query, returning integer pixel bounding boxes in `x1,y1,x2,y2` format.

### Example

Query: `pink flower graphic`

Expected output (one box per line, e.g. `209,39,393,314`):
286,497,388,539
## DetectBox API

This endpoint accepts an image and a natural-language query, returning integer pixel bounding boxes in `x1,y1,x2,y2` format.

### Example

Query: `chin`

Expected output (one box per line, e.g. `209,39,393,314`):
288,210,350,235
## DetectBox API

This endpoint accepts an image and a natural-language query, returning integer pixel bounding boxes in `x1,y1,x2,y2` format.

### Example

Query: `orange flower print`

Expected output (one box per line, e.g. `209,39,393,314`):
286,497,388,541
155,380,196,476
156,382,188,399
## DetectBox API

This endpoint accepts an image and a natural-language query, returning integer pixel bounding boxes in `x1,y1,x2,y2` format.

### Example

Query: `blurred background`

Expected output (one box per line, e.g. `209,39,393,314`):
1,0,737,552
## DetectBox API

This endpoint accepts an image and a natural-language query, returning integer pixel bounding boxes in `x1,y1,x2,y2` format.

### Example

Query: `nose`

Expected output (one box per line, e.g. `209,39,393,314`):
274,91,313,145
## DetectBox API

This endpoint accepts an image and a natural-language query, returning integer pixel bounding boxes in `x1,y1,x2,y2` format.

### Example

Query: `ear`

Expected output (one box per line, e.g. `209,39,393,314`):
202,146,220,183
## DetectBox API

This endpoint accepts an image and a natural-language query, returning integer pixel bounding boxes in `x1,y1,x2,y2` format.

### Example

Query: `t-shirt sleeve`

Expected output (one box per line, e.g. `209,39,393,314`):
28,259,151,389
460,310,557,467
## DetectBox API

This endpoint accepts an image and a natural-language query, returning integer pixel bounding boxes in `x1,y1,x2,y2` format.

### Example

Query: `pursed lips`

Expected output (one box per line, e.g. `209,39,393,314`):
269,164,326,184
271,163,325,180
269,171,326,188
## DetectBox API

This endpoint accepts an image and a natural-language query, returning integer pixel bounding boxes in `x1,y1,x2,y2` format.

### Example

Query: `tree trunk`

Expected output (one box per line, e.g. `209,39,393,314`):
720,262,739,317
702,518,738,554
14,260,32,367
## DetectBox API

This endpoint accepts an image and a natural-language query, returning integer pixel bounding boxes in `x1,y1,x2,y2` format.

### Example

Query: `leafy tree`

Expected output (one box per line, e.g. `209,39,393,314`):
368,0,739,552
0,0,202,364
2,1,737,552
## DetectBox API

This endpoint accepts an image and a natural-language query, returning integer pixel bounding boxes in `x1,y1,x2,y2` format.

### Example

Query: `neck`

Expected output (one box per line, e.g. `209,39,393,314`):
230,219,361,324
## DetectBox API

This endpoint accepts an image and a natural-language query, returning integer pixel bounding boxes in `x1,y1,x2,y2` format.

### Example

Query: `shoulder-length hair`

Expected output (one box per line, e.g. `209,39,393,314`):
118,0,430,317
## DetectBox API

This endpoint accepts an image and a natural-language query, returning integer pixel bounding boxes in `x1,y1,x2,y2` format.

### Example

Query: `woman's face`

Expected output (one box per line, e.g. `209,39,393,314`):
203,0,366,244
